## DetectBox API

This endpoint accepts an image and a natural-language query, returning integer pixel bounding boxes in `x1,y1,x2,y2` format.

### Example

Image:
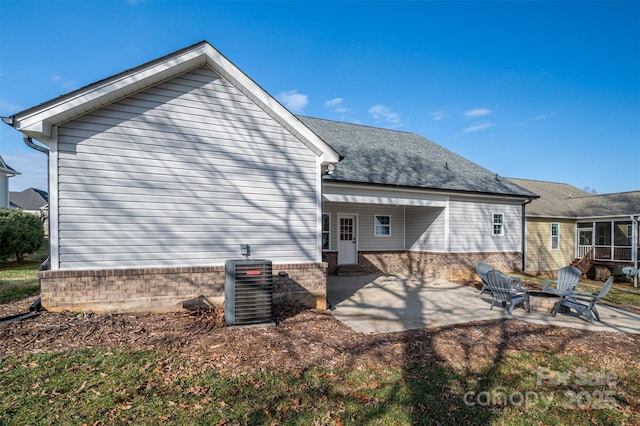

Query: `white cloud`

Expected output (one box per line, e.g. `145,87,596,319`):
277,90,308,113
0,98,23,114
369,104,401,126
464,108,492,117
323,97,350,113
463,123,494,133
431,111,445,121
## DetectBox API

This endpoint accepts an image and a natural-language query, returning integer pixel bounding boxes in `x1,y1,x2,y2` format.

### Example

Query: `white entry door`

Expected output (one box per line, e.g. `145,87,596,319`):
338,214,357,265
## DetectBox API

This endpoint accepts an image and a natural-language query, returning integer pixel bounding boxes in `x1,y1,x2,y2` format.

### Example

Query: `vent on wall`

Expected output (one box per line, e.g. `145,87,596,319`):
225,259,273,325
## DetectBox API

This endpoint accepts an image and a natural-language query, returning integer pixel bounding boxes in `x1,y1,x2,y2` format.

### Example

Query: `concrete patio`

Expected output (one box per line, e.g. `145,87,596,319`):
327,274,640,334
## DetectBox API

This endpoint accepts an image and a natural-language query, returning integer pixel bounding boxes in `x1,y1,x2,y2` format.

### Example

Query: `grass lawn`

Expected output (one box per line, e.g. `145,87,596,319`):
512,273,640,310
0,240,47,304
1,349,638,425
1,259,639,425
0,262,40,304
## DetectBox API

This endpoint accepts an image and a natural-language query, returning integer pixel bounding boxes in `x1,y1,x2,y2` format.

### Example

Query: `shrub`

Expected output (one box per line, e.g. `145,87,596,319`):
0,208,45,263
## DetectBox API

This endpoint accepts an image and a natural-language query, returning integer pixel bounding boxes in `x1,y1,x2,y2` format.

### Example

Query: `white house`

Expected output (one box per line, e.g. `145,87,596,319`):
0,155,20,208
2,41,536,313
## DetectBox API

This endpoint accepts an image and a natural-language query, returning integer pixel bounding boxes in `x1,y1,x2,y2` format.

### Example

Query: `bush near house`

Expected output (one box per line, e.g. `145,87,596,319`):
0,208,45,263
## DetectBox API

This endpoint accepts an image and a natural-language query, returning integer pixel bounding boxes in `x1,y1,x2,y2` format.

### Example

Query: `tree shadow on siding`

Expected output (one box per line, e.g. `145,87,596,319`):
52,64,566,424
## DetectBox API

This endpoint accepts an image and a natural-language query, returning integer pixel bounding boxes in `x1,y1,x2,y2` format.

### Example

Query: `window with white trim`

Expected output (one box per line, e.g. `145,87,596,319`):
551,222,560,250
492,213,504,236
374,215,391,237
322,213,330,250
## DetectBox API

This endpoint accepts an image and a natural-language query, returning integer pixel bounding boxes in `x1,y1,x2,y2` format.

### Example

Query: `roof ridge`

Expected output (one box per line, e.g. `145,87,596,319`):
296,115,417,136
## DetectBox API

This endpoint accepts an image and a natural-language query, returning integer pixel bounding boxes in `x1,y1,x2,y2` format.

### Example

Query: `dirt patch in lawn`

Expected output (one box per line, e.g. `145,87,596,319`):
1,295,639,372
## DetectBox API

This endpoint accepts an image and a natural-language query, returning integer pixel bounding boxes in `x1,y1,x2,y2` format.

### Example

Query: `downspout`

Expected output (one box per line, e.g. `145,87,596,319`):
23,135,50,155
521,197,534,272
23,135,51,311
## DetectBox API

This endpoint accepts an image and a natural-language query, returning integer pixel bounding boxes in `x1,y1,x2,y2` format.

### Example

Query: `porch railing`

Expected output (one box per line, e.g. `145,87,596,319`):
577,245,638,262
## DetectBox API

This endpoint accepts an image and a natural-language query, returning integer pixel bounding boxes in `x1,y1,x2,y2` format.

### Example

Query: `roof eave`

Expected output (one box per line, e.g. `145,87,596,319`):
8,41,341,163
0,166,20,176
324,179,539,200
12,43,212,144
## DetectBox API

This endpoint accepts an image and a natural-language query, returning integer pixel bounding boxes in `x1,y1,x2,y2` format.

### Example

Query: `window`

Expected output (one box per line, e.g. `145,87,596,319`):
492,213,504,236
551,223,559,250
374,215,391,237
322,213,330,250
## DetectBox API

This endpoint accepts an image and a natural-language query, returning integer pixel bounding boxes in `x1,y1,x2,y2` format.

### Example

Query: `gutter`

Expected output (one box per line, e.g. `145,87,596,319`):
22,135,50,155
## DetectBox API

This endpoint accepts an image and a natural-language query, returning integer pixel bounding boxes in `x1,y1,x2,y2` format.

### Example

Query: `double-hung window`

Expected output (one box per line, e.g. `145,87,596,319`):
374,215,391,237
492,213,504,236
551,223,560,250
322,213,330,250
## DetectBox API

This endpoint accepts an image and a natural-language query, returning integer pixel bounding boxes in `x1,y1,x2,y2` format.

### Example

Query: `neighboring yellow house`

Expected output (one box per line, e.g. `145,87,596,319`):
509,178,640,280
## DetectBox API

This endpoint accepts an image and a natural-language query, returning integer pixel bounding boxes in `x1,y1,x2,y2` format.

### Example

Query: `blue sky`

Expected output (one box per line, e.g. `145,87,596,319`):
1,0,639,194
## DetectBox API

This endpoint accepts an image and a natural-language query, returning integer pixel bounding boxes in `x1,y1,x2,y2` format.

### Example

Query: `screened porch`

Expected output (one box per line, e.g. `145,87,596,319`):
576,220,640,262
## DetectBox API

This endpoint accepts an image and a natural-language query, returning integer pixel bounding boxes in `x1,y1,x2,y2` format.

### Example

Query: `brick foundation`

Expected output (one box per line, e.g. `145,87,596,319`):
39,262,327,314
328,250,522,281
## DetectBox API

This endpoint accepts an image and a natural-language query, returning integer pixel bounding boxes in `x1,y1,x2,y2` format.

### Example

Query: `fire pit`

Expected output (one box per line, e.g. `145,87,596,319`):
527,291,562,313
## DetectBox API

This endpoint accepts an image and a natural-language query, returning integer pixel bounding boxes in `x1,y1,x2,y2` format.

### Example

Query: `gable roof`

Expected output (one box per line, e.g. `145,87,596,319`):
300,116,537,198
4,41,340,164
10,188,48,210
508,178,640,218
0,154,20,176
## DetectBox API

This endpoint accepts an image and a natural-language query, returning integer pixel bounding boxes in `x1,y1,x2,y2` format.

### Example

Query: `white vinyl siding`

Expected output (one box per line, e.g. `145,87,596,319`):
405,206,445,251
448,197,522,252
0,176,8,208
55,66,319,269
322,203,404,251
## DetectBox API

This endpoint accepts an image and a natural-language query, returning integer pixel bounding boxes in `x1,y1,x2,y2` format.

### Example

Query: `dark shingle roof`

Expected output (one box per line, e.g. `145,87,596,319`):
299,116,536,198
9,188,48,210
565,192,640,217
508,178,640,218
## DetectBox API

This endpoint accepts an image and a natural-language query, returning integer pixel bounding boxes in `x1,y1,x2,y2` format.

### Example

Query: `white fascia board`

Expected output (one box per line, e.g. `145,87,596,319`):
14,121,52,143
12,41,341,164
0,166,20,176
324,181,532,203
323,183,447,207
576,214,640,220
13,46,210,142
201,44,340,164
323,193,446,207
